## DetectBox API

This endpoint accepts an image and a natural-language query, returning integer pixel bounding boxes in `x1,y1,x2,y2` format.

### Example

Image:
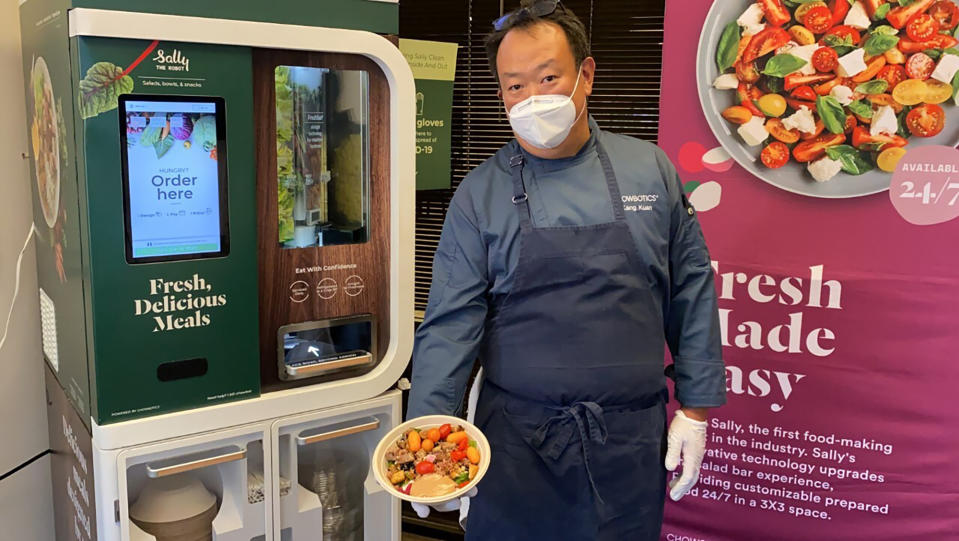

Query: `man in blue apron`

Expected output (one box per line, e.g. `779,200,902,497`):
406,1,725,539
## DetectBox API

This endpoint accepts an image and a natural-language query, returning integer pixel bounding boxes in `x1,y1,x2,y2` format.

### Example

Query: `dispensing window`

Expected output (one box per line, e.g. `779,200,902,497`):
275,66,370,248
277,315,374,381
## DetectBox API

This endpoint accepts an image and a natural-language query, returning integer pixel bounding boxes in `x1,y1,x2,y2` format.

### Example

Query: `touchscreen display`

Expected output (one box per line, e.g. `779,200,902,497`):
120,96,229,262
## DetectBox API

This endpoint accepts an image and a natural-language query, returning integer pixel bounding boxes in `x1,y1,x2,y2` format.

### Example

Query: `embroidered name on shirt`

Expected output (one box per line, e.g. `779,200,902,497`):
622,193,659,212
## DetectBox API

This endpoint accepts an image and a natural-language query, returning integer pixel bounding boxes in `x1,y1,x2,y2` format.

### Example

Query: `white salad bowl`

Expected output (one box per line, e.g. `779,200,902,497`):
372,414,491,505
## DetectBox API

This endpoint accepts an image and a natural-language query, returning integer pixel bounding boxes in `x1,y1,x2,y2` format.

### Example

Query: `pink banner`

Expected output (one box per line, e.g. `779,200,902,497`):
659,1,959,539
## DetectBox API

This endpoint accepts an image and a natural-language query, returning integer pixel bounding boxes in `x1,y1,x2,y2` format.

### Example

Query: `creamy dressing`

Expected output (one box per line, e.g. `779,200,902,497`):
409,474,457,498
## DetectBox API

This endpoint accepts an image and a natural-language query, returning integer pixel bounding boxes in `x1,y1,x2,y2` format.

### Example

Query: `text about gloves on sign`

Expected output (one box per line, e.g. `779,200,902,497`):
672,417,894,521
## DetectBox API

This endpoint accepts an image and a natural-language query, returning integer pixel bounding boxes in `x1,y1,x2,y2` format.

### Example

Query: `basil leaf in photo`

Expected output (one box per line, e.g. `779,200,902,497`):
717,22,741,73
864,34,900,56
763,75,785,94
825,145,874,175
848,99,874,119
924,49,943,61
816,95,847,135
952,71,959,103
824,34,856,56
762,54,808,77
870,25,897,36
945,48,959,57
873,3,892,20
897,106,914,138
855,79,889,95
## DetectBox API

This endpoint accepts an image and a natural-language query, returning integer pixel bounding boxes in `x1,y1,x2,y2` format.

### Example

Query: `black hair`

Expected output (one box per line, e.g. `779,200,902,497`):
484,1,590,83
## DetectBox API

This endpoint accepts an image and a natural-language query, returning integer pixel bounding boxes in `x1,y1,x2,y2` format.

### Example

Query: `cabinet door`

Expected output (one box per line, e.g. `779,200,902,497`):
271,391,400,540
115,423,272,541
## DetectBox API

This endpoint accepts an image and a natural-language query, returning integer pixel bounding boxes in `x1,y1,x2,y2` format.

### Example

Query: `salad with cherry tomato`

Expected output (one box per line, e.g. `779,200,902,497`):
713,0,959,182
384,423,481,497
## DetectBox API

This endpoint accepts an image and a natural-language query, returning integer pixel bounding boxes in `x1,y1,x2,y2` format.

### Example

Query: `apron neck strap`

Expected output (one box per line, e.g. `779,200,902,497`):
507,135,625,230
594,140,626,221
508,151,533,230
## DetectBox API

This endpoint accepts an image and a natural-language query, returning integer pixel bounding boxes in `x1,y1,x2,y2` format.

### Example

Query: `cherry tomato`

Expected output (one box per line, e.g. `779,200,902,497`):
851,56,887,84
736,61,761,84
804,5,834,33
906,53,936,80
800,119,827,141
844,114,858,134
898,34,959,53
738,82,766,117
906,104,946,137
786,97,817,112
760,0,792,27
784,72,835,90
765,118,801,144
790,85,818,102
761,142,790,168
814,76,847,96
888,0,937,29
793,133,846,162
416,461,435,475
868,93,904,113
812,47,839,72
458,437,469,451
876,65,907,90
851,126,909,149
438,423,452,441
907,13,941,42
823,25,861,45
929,0,959,30
827,0,851,26
862,0,885,18
450,450,466,462
743,27,792,63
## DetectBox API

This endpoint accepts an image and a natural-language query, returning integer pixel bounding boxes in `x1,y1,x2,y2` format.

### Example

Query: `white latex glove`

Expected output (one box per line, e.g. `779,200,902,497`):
409,369,484,529
410,487,478,529
664,410,708,501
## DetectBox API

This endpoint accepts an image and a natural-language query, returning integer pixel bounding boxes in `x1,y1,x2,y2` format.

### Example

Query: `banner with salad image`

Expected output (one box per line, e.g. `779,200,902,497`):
659,1,959,539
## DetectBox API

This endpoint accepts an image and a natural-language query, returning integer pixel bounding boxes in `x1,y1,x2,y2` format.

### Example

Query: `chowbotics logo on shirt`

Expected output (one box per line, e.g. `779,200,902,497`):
133,274,227,332
622,193,660,212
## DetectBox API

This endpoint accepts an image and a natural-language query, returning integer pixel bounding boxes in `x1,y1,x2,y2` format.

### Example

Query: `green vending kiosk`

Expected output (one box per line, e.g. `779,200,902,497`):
21,1,416,539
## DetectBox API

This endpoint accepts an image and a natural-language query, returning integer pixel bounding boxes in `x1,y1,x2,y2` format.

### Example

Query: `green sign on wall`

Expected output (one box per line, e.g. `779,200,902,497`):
399,39,458,191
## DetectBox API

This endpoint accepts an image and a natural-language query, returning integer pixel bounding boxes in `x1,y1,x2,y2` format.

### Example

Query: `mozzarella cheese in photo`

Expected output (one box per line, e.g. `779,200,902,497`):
871,105,898,137
837,49,868,78
713,73,740,90
788,44,820,75
737,3,766,36
777,41,800,55
808,157,843,183
782,106,817,135
931,54,959,84
738,116,769,147
830,85,855,106
844,1,871,31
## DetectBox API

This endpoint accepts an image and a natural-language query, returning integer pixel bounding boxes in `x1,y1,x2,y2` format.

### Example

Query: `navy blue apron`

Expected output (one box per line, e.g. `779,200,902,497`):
465,138,668,541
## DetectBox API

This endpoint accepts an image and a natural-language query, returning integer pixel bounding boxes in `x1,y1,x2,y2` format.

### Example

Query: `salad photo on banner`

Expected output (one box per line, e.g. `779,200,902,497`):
659,0,959,539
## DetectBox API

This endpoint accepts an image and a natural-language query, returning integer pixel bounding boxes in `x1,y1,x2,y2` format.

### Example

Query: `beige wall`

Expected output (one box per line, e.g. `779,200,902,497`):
0,0,56,539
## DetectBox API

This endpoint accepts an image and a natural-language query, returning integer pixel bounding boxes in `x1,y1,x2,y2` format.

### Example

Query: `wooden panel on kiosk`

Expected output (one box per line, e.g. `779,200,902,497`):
253,48,391,392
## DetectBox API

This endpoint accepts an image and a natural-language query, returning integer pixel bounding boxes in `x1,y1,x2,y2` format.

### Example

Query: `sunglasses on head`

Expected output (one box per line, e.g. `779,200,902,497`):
493,0,565,31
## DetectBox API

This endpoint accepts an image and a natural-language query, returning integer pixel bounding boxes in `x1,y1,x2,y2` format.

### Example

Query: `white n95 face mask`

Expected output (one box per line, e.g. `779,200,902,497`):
507,69,586,149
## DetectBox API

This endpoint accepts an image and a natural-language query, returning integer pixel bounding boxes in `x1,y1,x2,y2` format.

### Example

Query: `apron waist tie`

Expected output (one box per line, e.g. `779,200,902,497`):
528,401,609,506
